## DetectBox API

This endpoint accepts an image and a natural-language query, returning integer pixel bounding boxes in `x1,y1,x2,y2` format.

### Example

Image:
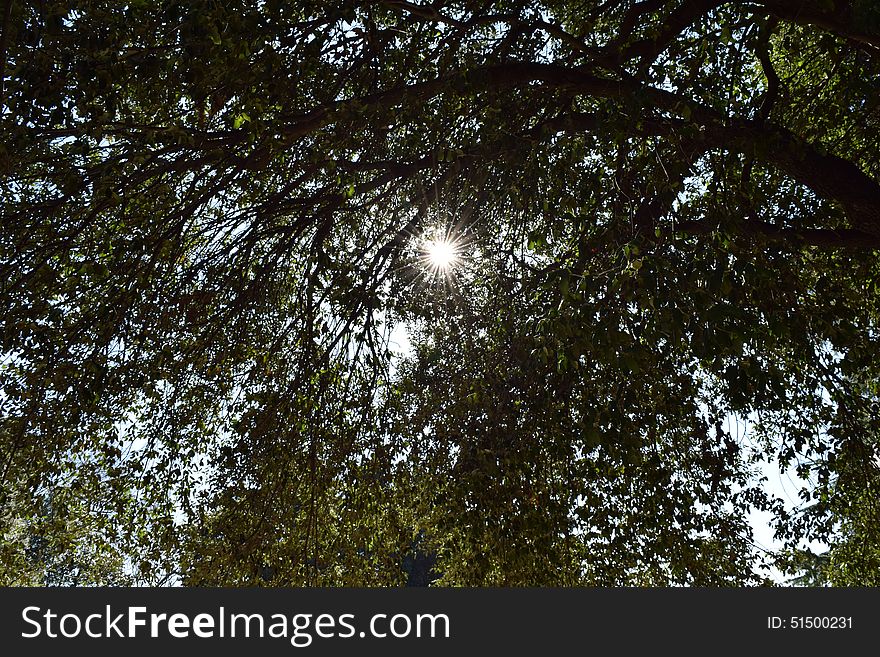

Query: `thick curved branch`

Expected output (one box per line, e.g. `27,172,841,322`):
758,0,880,50
314,61,880,236
37,52,874,243
702,121,880,236
673,219,880,248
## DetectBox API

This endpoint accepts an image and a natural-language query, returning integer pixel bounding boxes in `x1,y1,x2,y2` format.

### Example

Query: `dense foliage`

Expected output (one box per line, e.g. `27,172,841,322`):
2,0,880,585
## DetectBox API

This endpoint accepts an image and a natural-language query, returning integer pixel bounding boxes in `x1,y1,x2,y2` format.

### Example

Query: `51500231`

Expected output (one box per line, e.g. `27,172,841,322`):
767,617,853,629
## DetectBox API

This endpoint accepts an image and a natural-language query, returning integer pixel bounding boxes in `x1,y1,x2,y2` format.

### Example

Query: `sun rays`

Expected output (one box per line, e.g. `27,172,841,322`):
422,236,461,274
412,225,469,289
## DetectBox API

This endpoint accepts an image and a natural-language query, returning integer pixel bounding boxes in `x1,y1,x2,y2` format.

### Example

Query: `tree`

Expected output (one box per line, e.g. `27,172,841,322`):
2,0,879,585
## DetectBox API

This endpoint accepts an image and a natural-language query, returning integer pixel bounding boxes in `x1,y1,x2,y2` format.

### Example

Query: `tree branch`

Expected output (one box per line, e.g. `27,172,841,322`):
671,218,880,248
757,0,880,50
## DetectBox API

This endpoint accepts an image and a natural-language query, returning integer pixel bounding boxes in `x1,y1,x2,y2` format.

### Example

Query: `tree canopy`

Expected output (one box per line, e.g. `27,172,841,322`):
2,0,880,586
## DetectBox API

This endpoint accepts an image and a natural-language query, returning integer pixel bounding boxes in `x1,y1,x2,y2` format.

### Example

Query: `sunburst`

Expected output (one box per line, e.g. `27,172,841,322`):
416,227,465,283
423,237,460,272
